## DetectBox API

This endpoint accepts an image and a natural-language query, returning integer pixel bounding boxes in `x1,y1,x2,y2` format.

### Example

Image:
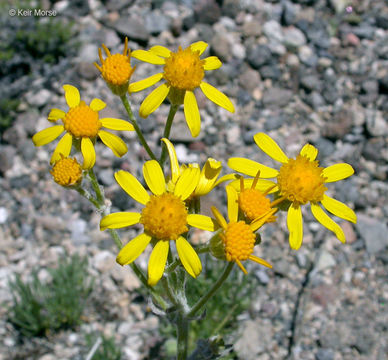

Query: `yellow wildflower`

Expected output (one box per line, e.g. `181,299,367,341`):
95,37,136,96
100,160,216,286
228,133,357,250
50,155,82,187
32,85,134,169
129,41,234,137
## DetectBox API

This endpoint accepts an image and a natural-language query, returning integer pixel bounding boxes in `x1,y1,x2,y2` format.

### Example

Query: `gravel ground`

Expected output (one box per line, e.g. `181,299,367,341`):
1,0,387,359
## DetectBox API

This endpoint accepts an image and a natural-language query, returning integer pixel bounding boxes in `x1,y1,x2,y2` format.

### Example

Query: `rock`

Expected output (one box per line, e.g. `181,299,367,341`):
67,218,89,245
316,251,336,271
210,34,231,62
25,89,52,107
365,109,388,136
376,14,388,30
0,145,16,175
9,174,31,189
222,0,241,18
238,68,261,92
194,0,221,25
300,74,322,92
305,92,325,108
78,43,99,63
246,44,272,69
263,20,284,43
242,19,262,37
108,17,149,43
76,62,100,81
262,87,293,107
329,0,348,14
356,214,388,254
234,320,271,358
263,114,285,131
322,108,353,140
98,168,115,186
299,45,318,67
283,26,306,49
260,65,281,80
226,125,241,144
93,250,115,273
144,11,171,35
316,348,334,360
311,284,337,307
0,208,8,225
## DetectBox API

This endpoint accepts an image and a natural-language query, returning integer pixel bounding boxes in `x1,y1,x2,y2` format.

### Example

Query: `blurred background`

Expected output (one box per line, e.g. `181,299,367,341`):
0,0,387,359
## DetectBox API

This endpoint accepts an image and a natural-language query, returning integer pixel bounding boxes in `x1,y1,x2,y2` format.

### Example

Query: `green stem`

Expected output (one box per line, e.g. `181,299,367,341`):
188,262,234,318
120,94,157,161
86,167,167,307
88,169,104,205
159,104,179,166
76,187,100,208
176,312,189,360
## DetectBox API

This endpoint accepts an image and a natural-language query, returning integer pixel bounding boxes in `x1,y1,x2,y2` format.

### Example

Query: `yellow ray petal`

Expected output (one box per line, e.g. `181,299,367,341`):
236,259,248,274
98,130,128,157
176,236,202,278
287,205,303,250
311,203,345,243
203,56,222,70
116,233,152,266
194,158,222,196
253,133,288,164
131,49,166,65
184,91,201,137
300,143,318,161
100,212,141,230
48,108,66,122
143,160,166,196
149,45,171,58
250,208,278,232
114,170,150,205
32,125,64,146
214,173,239,187
190,41,208,55
187,214,217,231
211,206,227,230
100,118,134,131
200,82,234,113
248,255,272,269
226,185,239,223
161,138,180,183
63,84,80,108
89,98,106,111
174,166,200,200
148,240,169,286
229,178,278,193
139,83,169,118
81,137,96,169
321,195,357,223
227,158,279,178
50,132,72,164
129,73,164,93
322,163,354,183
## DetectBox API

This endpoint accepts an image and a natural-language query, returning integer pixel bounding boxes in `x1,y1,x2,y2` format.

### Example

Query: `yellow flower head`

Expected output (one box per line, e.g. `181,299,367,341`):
100,160,217,286
129,41,235,137
234,173,278,223
162,138,236,198
210,185,275,274
228,132,357,250
50,155,82,187
32,85,134,169
95,37,136,96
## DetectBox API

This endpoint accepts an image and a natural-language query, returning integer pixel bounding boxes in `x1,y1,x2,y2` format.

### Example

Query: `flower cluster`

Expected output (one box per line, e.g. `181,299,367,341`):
33,38,357,289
